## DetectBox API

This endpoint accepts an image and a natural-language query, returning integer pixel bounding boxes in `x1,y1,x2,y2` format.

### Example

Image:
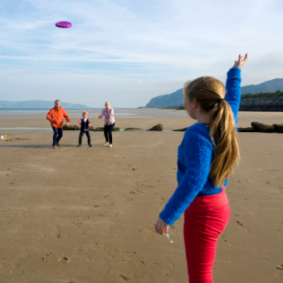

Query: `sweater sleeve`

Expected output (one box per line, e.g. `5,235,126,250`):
159,126,213,226
225,67,242,125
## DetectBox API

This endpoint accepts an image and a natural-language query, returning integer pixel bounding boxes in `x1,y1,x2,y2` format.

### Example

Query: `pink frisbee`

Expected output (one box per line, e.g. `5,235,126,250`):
55,21,72,28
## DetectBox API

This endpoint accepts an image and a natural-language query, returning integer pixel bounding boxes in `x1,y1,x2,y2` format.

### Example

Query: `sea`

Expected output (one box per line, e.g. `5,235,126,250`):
0,108,186,118
0,108,187,131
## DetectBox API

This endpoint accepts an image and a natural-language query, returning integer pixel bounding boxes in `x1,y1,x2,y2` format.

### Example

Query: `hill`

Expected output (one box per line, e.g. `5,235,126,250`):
241,78,283,94
145,78,283,109
0,100,88,109
145,88,184,109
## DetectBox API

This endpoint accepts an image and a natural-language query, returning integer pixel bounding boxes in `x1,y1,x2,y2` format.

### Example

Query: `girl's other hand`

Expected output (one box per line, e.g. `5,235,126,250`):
233,54,248,68
155,218,170,235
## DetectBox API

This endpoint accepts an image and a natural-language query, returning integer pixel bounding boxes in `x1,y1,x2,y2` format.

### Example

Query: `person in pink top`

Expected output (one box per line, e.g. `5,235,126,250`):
97,101,115,148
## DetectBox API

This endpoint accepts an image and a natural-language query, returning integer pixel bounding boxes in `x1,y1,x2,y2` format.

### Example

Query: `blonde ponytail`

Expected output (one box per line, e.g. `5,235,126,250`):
208,99,240,186
183,77,240,187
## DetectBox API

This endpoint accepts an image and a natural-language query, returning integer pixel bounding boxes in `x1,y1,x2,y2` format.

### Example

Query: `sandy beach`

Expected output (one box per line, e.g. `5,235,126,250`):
0,109,283,283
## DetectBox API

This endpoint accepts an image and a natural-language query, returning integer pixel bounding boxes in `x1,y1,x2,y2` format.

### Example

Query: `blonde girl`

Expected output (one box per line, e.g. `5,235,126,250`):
155,54,248,283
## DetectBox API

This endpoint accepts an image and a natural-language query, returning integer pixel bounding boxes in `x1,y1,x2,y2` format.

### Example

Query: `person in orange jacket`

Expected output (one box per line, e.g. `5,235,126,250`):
46,100,70,149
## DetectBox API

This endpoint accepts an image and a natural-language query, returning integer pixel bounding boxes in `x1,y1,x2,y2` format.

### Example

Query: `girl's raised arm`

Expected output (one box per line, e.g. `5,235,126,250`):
225,54,248,124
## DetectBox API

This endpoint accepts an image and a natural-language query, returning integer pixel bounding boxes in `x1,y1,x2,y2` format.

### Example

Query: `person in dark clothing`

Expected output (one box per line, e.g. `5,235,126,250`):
77,111,92,147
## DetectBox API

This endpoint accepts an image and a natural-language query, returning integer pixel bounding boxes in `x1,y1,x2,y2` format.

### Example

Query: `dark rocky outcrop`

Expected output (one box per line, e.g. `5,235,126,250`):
124,128,143,131
147,124,164,131
239,122,283,133
240,92,283,111
63,125,80,130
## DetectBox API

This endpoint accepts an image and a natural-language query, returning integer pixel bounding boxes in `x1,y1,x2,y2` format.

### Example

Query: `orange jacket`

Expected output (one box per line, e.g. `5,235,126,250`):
46,107,70,128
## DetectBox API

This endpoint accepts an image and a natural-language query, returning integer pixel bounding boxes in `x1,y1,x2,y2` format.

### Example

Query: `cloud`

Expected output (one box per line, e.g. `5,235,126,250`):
0,0,283,107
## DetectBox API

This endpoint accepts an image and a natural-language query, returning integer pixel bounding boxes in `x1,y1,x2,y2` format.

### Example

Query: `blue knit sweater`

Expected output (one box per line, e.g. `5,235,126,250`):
159,67,242,226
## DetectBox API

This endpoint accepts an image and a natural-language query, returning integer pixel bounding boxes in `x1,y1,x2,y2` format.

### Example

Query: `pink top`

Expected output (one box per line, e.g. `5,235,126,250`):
100,108,115,126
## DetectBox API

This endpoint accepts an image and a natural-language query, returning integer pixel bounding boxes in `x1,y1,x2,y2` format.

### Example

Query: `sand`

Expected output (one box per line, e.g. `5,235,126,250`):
0,110,282,283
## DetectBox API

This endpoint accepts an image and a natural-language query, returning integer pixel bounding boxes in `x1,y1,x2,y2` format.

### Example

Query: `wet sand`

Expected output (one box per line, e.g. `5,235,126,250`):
0,110,282,282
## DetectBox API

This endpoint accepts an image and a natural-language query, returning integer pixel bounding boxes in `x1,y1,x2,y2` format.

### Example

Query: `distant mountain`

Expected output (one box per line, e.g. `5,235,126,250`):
241,78,283,94
145,78,283,108
146,88,184,109
0,100,88,108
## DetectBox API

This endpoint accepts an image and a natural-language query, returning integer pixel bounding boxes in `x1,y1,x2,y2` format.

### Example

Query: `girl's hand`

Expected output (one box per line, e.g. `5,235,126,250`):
155,218,170,235
233,54,248,68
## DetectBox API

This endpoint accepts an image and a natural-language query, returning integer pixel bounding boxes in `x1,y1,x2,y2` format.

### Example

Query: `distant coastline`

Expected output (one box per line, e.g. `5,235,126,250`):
145,78,283,110
145,92,283,112
0,100,88,109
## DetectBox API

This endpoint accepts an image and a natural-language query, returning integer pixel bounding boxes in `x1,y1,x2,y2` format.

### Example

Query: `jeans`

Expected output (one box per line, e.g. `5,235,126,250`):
52,127,63,146
104,123,115,144
79,131,91,145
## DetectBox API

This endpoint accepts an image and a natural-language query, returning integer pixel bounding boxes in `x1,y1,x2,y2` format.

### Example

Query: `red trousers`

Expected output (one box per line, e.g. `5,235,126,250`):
183,188,230,283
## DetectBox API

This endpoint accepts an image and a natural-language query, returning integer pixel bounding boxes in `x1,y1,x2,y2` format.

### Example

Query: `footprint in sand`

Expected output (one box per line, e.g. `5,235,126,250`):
131,189,144,194
236,220,244,226
120,274,131,281
276,264,283,270
236,220,250,232
221,234,229,242
58,256,70,263
123,257,133,263
42,253,54,263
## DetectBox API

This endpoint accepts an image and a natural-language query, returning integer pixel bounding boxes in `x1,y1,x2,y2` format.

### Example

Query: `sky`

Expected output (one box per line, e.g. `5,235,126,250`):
0,0,283,108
